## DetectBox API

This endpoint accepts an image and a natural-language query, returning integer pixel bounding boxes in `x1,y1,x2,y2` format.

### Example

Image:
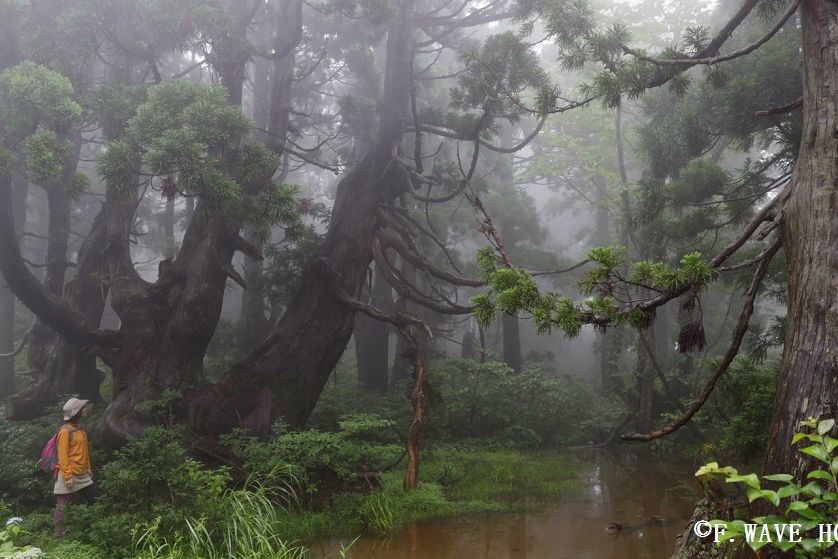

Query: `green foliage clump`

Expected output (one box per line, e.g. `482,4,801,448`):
64,427,230,559
21,130,72,184
427,359,618,446
42,541,105,559
474,244,712,337
221,417,402,495
0,520,41,559
0,407,57,509
452,31,548,122
712,358,778,462
697,418,838,558
0,61,81,133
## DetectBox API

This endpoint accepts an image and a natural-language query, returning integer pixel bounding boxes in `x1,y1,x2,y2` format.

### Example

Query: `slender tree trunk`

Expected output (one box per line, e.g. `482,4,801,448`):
355,264,391,391
593,174,613,388
499,219,522,372
403,329,425,489
636,329,654,433
239,225,270,348
0,180,26,398
27,132,81,374
392,257,417,382
163,195,175,259
501,313,522,372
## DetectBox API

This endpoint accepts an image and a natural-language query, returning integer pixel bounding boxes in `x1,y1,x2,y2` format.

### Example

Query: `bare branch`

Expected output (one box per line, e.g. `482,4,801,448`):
754,96,803,117
335,287,431,336
0,332,29,359
622,0,799,69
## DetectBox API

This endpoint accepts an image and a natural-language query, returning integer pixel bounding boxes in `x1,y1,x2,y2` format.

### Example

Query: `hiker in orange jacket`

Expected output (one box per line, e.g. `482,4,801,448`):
53,398,98,535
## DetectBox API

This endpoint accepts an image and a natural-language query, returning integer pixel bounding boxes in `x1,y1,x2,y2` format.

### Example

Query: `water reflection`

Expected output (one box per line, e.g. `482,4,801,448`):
314,448,697,559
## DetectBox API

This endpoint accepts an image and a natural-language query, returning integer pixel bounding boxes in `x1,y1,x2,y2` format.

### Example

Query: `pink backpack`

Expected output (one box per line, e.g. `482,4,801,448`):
39,425,74,477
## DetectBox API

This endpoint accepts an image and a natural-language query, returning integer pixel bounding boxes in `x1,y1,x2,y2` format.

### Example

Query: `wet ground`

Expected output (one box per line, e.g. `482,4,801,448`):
313,448,698,559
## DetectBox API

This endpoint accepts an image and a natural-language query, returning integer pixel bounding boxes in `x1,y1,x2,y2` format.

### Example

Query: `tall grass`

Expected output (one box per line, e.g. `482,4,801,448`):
131,469,349,559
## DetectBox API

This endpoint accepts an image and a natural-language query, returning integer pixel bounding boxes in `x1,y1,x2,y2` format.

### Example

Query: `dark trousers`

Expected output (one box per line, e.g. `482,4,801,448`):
54,482,99,533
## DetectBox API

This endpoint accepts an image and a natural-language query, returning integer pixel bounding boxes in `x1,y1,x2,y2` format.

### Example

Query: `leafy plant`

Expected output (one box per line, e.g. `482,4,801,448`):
697,418,838,557
0,518,41,559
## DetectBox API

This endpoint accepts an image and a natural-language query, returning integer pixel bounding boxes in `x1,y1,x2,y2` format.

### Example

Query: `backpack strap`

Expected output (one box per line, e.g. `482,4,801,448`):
59,423,75,445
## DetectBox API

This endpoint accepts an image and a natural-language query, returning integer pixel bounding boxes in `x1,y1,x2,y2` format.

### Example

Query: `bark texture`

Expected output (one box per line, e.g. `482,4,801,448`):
764,0,838,477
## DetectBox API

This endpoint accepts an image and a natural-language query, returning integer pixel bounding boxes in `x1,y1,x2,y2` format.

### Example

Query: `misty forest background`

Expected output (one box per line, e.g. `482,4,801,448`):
0,0,835,557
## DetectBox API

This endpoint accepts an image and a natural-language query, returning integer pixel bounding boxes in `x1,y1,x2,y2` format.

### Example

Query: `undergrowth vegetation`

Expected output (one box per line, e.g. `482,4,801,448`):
0,355,777,558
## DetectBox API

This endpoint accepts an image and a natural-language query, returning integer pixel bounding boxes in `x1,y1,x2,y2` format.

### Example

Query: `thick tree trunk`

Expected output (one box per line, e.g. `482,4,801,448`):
186,1,414,433
672,4,836,558
163,195,175,259
355,264,392,391
763,0,838,477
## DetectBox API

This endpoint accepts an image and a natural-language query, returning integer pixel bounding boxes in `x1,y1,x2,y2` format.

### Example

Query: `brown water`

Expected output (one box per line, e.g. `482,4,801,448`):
313,449,697,559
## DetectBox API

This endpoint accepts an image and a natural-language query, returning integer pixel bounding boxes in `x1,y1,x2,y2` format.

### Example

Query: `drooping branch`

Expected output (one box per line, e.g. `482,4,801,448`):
620,239,781,442
372,236,474,314
0,332,28,359
335,287,431,336
380,233,483,287
380,206,466,275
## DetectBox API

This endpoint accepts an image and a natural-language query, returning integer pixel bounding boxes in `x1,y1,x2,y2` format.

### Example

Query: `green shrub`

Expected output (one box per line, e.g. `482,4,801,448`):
43,541,105,559
698,418,838,558
0,405,59,510
427,359,619,446
711,357,778,462
221,417,402,495
64,427,230,558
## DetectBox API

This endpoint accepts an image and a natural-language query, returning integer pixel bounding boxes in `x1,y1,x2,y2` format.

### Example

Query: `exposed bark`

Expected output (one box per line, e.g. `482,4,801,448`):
163,195,175,259
763,0,838,479
403,327,426,490
391,258,417,383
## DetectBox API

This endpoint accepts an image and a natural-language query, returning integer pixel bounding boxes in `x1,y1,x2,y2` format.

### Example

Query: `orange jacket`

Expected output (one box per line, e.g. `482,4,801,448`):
56,424,91,481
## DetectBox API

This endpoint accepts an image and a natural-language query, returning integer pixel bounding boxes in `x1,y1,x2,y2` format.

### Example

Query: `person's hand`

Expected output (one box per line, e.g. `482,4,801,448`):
65,477,74,488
